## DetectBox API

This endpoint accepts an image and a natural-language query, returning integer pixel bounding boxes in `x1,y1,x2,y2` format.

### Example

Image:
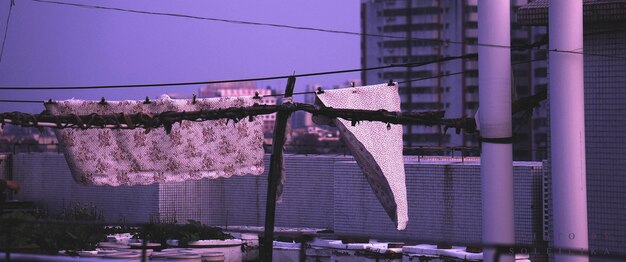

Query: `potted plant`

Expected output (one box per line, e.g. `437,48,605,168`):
136,220,242,262
34,203,108,255
0,203,108,256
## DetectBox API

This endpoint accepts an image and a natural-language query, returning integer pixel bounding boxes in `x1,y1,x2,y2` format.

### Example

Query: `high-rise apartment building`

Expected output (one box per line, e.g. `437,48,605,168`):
361,0,537,159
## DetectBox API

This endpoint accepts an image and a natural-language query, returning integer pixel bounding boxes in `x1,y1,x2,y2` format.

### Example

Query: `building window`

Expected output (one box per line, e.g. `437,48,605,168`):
465,37,478,44
466,70,479,78
512,53,529,62
383,56,400,63
514,69,529,77
464,6,478,13
382,7,443,17
466,102,479,110
383,23,443,33
383,70,433,79
411,102,442,110
534,68,548,78
409,55,442,62
466,85,478,93
516,85,530,96
533,118,548,127
534,84,547,93
399,86,442,94
534,134,547,144
534,50,547,60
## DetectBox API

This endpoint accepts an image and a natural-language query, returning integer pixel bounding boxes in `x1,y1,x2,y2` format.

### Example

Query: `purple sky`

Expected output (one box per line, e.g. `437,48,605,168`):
0,0,361,113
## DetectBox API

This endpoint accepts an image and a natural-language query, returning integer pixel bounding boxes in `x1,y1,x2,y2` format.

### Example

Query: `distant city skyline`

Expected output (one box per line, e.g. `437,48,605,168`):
0,0,361,113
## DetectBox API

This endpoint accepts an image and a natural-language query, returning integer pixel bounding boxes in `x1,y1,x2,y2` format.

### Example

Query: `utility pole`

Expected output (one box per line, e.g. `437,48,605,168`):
478,1,515,261
549,0,589,261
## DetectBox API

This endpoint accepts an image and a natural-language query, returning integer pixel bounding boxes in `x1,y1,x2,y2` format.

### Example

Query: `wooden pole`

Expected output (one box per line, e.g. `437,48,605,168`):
262,76,296,262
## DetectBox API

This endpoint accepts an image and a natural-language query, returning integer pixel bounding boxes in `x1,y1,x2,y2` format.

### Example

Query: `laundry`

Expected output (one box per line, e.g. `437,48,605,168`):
315,83,408,230
45,95,265,186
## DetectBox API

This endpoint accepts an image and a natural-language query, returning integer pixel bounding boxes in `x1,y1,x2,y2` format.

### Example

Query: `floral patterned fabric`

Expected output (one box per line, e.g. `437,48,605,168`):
316,83,408,230
45,95,265,186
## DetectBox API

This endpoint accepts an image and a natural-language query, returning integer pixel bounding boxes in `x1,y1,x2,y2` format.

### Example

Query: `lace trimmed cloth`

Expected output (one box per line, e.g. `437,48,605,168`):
45,95,265,186
315,83,408,230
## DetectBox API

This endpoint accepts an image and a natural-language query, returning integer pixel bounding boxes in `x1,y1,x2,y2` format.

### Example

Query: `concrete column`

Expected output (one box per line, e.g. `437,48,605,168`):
478,1,515,261
549,0,589,261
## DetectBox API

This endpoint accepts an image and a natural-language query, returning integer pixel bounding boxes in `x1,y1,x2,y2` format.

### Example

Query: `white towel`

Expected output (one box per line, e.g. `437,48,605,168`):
316,83,408,230
45,95,265,186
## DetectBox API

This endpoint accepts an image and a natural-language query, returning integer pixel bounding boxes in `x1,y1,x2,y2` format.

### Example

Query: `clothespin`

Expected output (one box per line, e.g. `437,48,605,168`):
192,94,197,104
98,97,108,105
122,113,135,129
388,79,395,86
253,91,261,100
143,96,151,104
387,123,391,130
282,76,296,104
351,82,356,87
316,86,324,94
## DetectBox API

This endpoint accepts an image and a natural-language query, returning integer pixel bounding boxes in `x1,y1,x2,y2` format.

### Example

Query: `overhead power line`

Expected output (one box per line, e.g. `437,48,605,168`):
3,2,620,92
29,0,626,60
0,0,15,63
0,99,45,103
0,56,549,101
397,56,549,84
28,0,464,47
0,53,476,90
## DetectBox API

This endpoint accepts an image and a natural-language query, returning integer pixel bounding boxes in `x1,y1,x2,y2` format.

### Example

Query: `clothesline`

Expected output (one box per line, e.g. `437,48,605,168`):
0,103,472,134
0,85,547,134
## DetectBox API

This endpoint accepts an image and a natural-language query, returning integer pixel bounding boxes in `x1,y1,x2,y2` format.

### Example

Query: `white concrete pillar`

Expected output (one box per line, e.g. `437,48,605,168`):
549,0,589,261
478,0,515,261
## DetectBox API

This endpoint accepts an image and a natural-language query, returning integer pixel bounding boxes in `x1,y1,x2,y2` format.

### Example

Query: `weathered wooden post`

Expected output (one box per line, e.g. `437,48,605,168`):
262,76,296,261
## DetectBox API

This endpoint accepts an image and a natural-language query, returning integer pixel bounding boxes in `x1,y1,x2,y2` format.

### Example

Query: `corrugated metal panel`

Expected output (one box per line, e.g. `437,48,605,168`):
12,153,159,223
11,153,545,253
334,158,544,245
